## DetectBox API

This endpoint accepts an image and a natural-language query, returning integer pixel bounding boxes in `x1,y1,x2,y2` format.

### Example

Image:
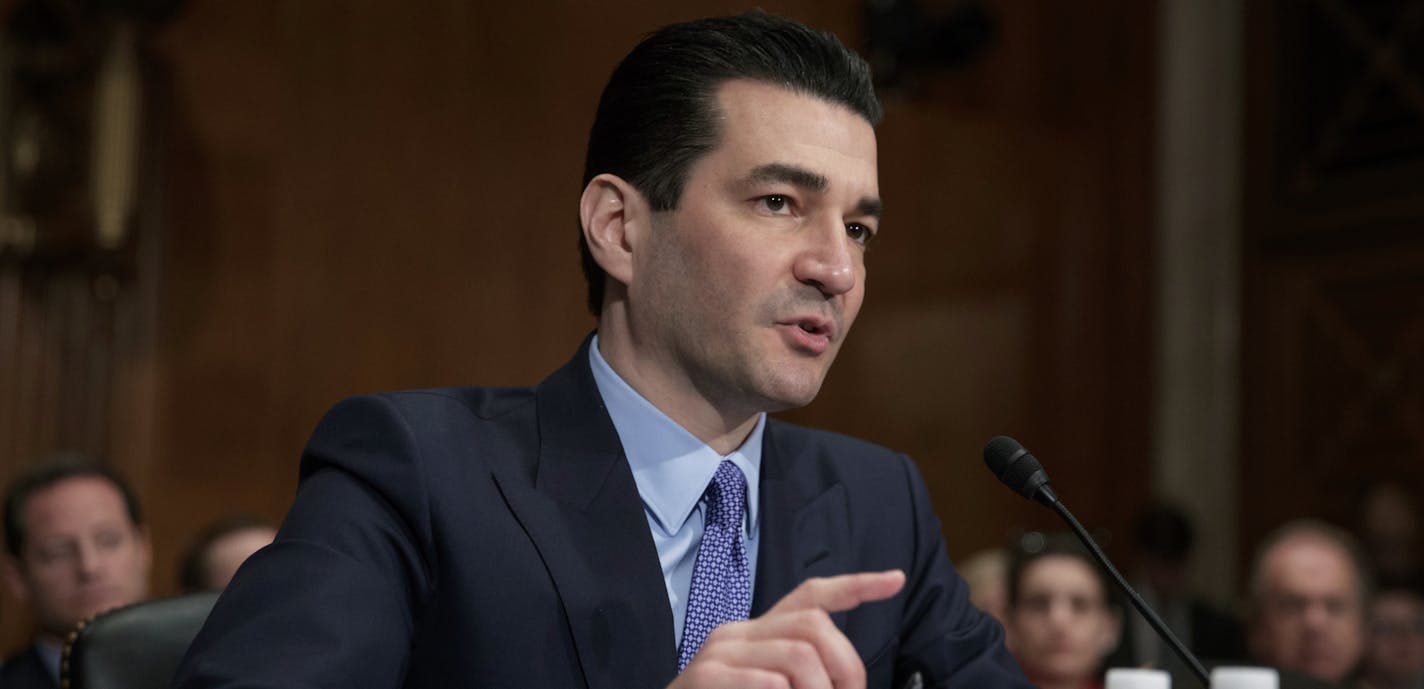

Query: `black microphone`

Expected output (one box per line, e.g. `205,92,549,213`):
983,435,1210,688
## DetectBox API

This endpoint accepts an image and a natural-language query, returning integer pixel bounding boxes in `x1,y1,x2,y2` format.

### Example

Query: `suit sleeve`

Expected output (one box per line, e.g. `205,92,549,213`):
173,394,436,689
892,455,1036,689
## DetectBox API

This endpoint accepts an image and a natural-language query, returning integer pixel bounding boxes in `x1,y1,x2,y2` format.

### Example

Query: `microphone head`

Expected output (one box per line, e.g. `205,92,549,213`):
983,435,1058,505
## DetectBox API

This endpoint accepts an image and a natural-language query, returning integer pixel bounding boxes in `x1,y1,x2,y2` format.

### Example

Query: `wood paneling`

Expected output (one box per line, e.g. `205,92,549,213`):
1241,0,1424,574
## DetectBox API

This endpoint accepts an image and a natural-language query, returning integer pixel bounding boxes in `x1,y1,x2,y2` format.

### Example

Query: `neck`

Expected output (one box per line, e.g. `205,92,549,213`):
34,631,64,648
1027,674,1093,689
596,318,761,455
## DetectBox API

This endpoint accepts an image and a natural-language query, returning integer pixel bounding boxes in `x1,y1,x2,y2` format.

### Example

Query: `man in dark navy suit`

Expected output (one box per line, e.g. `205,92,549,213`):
175,12,1031,689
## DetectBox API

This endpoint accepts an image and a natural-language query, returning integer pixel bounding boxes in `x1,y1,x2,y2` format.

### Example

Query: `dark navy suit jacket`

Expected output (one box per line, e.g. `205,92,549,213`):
173,339,1030,689
1,647,56,689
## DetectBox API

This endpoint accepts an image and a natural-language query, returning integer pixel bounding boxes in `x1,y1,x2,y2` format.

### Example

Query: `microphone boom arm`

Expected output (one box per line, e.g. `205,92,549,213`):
1046,497,1210,687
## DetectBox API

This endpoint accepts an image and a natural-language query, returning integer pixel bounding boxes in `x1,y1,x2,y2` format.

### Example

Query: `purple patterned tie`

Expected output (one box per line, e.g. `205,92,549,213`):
677,459,752,672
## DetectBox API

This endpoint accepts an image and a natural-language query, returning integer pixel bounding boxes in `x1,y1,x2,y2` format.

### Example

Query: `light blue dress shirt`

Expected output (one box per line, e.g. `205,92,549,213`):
588,336,763,648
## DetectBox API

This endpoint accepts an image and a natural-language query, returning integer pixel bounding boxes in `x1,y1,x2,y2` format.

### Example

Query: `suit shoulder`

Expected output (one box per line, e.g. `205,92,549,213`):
303,386,539,481
333,385,537,423
766,417,902,461
764,418,915,493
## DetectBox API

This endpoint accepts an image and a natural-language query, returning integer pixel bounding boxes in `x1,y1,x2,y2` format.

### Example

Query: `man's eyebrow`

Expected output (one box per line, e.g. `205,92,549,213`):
747,163,827,192
745,162,882,220
855,197,883,221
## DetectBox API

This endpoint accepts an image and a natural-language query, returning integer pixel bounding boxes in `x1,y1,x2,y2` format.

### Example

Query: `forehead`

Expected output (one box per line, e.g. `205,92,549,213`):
1262,536,1360,595
1020,555,1102,594
706,79,878,188
23,476,130,532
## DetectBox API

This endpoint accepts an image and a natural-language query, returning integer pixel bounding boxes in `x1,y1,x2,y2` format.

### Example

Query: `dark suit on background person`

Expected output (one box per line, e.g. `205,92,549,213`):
1106,594,1246,680
0,646,57,689
174,339,1027,689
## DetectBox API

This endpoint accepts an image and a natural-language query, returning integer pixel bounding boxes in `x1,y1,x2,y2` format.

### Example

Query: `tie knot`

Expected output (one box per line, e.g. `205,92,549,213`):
706,459,747,527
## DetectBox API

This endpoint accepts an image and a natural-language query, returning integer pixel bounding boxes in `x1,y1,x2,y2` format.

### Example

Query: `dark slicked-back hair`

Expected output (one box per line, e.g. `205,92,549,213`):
4,453,144,559
578,11,883,316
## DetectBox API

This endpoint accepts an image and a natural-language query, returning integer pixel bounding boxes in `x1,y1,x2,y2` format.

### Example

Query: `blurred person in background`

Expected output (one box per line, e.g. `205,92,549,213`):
961,546,1010,626
1248,520,1369,688
178,515,276,592
1356,582,1424,689
1005,532,1123,689
1357,482,1421,587
1107,502,1246,676
0,454,152,689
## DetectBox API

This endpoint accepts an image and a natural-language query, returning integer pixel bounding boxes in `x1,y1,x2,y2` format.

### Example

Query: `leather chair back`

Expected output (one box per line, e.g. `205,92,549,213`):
62,592,220,689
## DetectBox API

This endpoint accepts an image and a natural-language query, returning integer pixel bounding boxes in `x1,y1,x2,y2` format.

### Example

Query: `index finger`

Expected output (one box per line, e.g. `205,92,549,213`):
769,570,906,615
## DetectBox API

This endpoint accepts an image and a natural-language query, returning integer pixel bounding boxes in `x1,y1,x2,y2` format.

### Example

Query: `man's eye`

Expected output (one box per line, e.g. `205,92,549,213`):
846,223,875,245
757,195,791,214
36,543,74,564
95,530,124,550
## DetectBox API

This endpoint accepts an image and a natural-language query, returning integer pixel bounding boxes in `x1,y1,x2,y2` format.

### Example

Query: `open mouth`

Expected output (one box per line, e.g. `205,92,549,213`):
780,317,834,354
790,316,834,340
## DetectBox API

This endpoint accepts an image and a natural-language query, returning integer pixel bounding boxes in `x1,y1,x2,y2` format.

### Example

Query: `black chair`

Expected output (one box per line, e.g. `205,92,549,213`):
62,592,219,689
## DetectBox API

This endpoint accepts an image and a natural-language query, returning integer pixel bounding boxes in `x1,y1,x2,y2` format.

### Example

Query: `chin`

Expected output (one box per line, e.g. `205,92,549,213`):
760,363,833,402
1304,662,1348,683
757,380,825,411
80,597,125,617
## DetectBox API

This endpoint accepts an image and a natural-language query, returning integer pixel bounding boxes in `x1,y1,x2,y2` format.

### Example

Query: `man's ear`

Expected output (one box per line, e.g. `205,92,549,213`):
579,173,649,287
4,555,30,604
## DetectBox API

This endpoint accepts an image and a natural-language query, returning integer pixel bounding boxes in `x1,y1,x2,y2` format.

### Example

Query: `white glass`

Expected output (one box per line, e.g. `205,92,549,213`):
1105,667,1171,689
1210,666,1279,689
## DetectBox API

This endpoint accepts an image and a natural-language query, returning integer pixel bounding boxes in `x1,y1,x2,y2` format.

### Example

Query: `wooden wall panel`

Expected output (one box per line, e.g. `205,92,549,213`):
1241,0,1424,573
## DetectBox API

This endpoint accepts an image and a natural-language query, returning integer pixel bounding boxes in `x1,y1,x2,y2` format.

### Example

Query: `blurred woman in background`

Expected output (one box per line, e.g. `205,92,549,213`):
1006,533,1123,689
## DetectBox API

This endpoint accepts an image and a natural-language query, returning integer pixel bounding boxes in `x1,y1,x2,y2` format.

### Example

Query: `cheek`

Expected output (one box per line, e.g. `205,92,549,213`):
28,572,76,601
1015,619,1054,647
844,287,866,322
1085,618,1115,650
842,262,868,310
32,561,71,581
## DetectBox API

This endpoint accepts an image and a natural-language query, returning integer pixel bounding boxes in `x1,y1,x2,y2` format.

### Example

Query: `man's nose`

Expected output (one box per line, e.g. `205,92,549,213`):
1046,600,1075,627
1300,601,1332,631
793,218,857,297
75,540,103,579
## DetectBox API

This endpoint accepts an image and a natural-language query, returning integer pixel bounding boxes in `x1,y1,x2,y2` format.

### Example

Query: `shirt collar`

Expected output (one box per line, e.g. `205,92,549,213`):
589,335,763,536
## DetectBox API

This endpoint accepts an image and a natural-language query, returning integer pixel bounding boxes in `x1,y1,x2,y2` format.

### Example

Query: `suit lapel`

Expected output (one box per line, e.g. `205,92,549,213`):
751,421,851,630
492,337,676,689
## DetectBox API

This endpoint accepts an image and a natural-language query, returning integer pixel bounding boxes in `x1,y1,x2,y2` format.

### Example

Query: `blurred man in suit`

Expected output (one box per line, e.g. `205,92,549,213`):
178,515,276,592
1,455,151,689
175,11,1031,689
1107,502,1246,679
1248,520,1369,687
1357,483,1420,587
1357,582,1424,689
